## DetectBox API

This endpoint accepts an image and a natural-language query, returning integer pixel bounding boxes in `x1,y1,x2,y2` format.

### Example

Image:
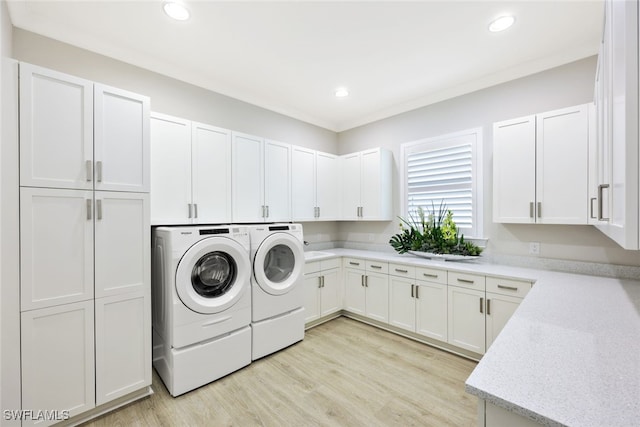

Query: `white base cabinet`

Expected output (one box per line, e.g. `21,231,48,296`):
447,285,486,355
303,258,342,323
21,301,96,426
343,258,389,323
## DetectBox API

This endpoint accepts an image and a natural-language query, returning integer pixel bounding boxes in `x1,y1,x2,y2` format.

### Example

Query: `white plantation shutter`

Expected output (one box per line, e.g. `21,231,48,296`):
401,129,482,237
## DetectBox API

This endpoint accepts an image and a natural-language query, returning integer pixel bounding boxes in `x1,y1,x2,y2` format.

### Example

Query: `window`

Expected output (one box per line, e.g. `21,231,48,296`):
400,128,483,238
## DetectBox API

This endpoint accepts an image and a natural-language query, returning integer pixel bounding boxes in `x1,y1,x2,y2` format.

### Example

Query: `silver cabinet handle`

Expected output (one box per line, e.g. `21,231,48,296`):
590,197,597,219
321,276,325,288
188,203,192,218
487,299,491,315
497,284,518,291
96,199,102,220
349,261,360,266
457,278,474,284
423,273,438,278
86,160,92,182
364,275,368,287
537,202,542,218
370,265,382,269
266,205,269,218
411,284,414,298
318,276,322,289
194,203,198,219
480,297,484,314
598,184,610,221
96,160,103,182
261,205,265,218
395,268,408,273
86,199,92,220
415,286,419,299
529,202,534,218
361,275,365,287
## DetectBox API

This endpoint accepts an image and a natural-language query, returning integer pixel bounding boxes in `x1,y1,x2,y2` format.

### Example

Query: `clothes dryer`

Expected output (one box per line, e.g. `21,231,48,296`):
249,223,306,360
152,225,251,396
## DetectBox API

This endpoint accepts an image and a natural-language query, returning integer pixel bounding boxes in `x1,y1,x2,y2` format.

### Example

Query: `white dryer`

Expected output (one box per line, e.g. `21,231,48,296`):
152,225,252,396
249,223,306,360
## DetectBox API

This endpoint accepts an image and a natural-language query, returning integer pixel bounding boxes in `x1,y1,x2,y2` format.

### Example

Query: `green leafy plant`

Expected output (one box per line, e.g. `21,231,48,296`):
389,201,483,257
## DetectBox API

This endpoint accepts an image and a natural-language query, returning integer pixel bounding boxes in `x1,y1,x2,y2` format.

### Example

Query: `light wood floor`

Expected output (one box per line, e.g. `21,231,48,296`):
83,317,478,426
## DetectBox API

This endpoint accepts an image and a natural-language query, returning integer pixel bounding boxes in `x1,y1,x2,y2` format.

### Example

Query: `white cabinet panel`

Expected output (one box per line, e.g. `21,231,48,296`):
492,116,536,223
320,268,341,316
341,153,361,219
191,122,232,223
264,140,291,222
20,187,94,310
94,192,150,298
94,84,150,193
21,301,95,426
389,277,415,332
316,152,340,220
95,290,151,405
232,132,264,222
364,272,388,323
303,272,321,323
344,268,366,316
19,63,93,190
447,286,485,354
150,114,192,224
485,293,521,349
340,148,392,220
292,146,316,221
415,281,448,342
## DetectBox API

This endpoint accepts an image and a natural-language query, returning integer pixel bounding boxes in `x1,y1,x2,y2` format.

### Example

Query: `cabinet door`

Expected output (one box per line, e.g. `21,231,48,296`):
389,277,415,332
292,146,317,221
360,148,392,220
485,292,521,350
192,122,232,223
21,301,95,426
20,187,94,311
415,281,448,342
19,62,93,190
344,268,366,316
492,116,536,223
95,290,151,405
264,140,291,222
232,132,264,222
150,113,192,224
364,272,389,323
320,268,341,316
341,153,361,219
316,151,341,220
536,105,589,224
303,272,321,323
94,192,150,298
447,286,485,354
94,84,150,193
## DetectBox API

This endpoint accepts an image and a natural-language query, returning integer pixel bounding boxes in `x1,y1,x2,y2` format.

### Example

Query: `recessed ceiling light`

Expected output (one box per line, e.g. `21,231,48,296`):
335,87,349,98
163,1,190,21
488,15,515,32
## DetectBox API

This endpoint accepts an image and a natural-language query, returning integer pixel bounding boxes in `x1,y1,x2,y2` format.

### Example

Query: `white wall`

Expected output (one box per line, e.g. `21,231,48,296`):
337,57,640,267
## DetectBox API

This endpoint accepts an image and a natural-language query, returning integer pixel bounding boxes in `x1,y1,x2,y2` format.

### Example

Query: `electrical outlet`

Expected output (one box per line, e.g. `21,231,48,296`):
529,242,540,255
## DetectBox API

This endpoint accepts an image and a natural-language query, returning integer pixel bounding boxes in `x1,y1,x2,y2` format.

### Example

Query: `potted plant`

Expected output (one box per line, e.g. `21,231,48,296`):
389,202,483,258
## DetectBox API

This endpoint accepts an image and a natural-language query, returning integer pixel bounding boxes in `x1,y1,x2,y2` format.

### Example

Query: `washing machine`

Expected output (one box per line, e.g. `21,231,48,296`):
152,225,252,396
249,223,306,360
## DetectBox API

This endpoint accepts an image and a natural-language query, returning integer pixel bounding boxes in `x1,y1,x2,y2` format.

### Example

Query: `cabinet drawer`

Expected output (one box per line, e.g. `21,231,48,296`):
320,258,341,271
389,263,415,278
486,276,532,298
366,260,388,274
304,261,321,275
344,258,365,270
416,267,447,284
448,271,486,290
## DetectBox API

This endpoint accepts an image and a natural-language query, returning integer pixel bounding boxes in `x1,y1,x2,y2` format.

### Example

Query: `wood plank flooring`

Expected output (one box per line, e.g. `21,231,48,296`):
83,317,478,426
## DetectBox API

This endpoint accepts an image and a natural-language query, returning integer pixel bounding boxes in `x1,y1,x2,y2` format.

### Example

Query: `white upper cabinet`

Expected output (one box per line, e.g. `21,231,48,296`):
593,0,640,250
19,62,93,190
493,104,589,224
150,113,231,225
232,132,291,223
19,64,150,193
94,84,150,193
341,148,393,220
291,146,340,221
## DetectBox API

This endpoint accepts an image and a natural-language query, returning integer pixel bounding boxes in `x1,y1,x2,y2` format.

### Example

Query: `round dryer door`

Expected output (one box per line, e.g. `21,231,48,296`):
176,237,250,314
253,232,304,295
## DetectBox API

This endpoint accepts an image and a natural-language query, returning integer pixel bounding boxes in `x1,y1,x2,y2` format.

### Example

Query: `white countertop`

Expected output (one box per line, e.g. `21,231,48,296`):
304,248,640,426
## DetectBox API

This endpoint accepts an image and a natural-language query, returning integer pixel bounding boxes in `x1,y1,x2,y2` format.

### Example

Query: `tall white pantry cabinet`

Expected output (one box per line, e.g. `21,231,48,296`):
17,62,151,425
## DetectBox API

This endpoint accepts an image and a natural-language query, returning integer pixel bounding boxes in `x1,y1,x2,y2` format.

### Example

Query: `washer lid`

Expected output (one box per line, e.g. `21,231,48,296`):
176,237,249,314
253,232,304,296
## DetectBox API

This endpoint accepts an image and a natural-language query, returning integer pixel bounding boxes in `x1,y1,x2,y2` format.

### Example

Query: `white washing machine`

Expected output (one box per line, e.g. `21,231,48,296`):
152,225,252,396
249,223,306,360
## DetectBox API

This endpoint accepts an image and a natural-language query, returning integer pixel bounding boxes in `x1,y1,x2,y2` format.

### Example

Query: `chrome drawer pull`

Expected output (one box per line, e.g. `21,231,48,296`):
349,261,360,266
86,160,92,182
497,284,518,291
411,284,414,298
480,297,484,314
395,268,408,273
457,278,474,284
370,265,382,269
487,299,491,315
423,273,438,278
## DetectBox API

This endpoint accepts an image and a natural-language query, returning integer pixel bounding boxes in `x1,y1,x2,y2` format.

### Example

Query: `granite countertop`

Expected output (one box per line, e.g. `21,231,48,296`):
304,248,640,426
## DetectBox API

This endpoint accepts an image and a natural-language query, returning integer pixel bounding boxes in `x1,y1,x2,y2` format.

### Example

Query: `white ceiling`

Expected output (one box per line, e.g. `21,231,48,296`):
7,1,603,132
